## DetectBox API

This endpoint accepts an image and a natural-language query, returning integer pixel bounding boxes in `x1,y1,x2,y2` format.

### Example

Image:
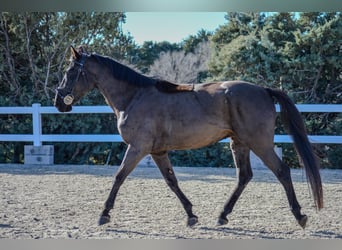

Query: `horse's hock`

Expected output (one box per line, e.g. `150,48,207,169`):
250,146,282,169
24,145,54,165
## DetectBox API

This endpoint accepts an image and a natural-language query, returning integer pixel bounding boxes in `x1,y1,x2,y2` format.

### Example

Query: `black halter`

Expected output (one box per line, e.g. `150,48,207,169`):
56,53,87,105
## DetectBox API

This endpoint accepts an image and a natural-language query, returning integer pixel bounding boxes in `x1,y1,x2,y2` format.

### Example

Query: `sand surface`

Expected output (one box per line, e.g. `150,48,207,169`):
0,164,341,239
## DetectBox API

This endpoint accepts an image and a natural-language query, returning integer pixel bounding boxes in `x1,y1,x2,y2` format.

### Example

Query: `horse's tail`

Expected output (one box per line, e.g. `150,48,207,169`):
266,88,323,210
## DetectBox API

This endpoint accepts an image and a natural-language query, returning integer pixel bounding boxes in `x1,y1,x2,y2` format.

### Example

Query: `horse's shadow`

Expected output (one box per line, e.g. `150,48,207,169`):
105,225,342,239
309,230,342,239
104,228,191,239
198,226,342,239
198,226,289,239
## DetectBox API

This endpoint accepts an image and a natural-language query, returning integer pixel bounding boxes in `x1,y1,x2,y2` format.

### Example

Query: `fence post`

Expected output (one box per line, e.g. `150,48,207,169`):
32,103,42,146
24,103,54,164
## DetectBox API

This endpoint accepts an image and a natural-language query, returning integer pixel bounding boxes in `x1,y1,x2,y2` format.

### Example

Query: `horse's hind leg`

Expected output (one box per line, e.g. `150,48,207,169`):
98,144,146,225
218,139,253,226
151,152,198,227
252,146,308,228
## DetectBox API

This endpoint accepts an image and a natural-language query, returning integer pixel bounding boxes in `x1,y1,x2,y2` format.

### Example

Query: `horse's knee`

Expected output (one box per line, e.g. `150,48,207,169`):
114,170,129,186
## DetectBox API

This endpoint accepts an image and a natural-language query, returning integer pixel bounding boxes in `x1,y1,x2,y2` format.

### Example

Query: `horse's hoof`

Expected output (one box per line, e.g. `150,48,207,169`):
298,215,308,229
187,216,198,227
98,215,111,226
217,217,228,226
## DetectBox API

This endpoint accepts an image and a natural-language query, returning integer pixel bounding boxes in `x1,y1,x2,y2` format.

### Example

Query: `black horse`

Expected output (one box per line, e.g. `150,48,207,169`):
55,46,323,229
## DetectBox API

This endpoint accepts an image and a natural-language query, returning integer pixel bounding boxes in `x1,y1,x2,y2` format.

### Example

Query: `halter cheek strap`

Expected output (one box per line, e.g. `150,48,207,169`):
57,53,87,105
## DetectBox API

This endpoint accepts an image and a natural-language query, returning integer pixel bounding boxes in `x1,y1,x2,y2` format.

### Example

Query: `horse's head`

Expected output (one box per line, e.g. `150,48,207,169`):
54,46,95,112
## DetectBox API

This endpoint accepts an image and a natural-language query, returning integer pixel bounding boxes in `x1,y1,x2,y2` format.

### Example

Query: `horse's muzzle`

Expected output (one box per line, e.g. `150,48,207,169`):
54,91,72,112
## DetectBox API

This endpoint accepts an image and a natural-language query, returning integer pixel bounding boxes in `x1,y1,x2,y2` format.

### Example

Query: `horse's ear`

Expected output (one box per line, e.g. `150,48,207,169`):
70,46,81,60
77,45,88,54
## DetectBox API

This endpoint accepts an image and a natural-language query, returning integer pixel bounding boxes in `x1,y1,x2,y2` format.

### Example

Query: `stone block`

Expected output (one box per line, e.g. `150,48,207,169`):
24,145,54,165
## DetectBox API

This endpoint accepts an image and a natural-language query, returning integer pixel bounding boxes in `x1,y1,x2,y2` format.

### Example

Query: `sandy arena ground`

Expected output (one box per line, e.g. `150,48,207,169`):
0,163,341,239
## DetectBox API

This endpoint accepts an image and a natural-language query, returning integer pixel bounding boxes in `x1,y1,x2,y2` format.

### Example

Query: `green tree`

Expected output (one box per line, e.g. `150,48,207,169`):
181,29,212,53
285,13,342,103
0,12,135,164
131,40,181,73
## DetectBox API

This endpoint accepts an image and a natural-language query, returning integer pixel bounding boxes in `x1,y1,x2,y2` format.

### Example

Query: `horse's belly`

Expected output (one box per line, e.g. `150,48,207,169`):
152,124,233,152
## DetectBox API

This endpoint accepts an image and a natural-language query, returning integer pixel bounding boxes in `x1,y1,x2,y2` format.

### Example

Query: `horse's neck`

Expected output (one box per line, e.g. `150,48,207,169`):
96,78,139,114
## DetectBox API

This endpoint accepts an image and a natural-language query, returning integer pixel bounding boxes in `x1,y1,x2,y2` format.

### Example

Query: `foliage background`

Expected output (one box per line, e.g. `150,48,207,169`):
0,12,341,168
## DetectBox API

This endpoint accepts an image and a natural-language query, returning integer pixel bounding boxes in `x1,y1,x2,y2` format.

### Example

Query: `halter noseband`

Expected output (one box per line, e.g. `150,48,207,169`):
57,53,87,105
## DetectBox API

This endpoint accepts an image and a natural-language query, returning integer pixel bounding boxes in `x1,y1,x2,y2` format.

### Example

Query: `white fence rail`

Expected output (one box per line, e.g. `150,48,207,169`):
1,103,342,146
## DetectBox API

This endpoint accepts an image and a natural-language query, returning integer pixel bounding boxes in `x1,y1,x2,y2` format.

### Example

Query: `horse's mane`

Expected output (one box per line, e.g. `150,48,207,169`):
91,53,157,87
91,53,194,93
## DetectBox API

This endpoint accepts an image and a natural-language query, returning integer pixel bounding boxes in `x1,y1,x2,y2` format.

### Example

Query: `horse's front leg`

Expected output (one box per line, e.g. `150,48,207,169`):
98,144,146,225
151,152,198,227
